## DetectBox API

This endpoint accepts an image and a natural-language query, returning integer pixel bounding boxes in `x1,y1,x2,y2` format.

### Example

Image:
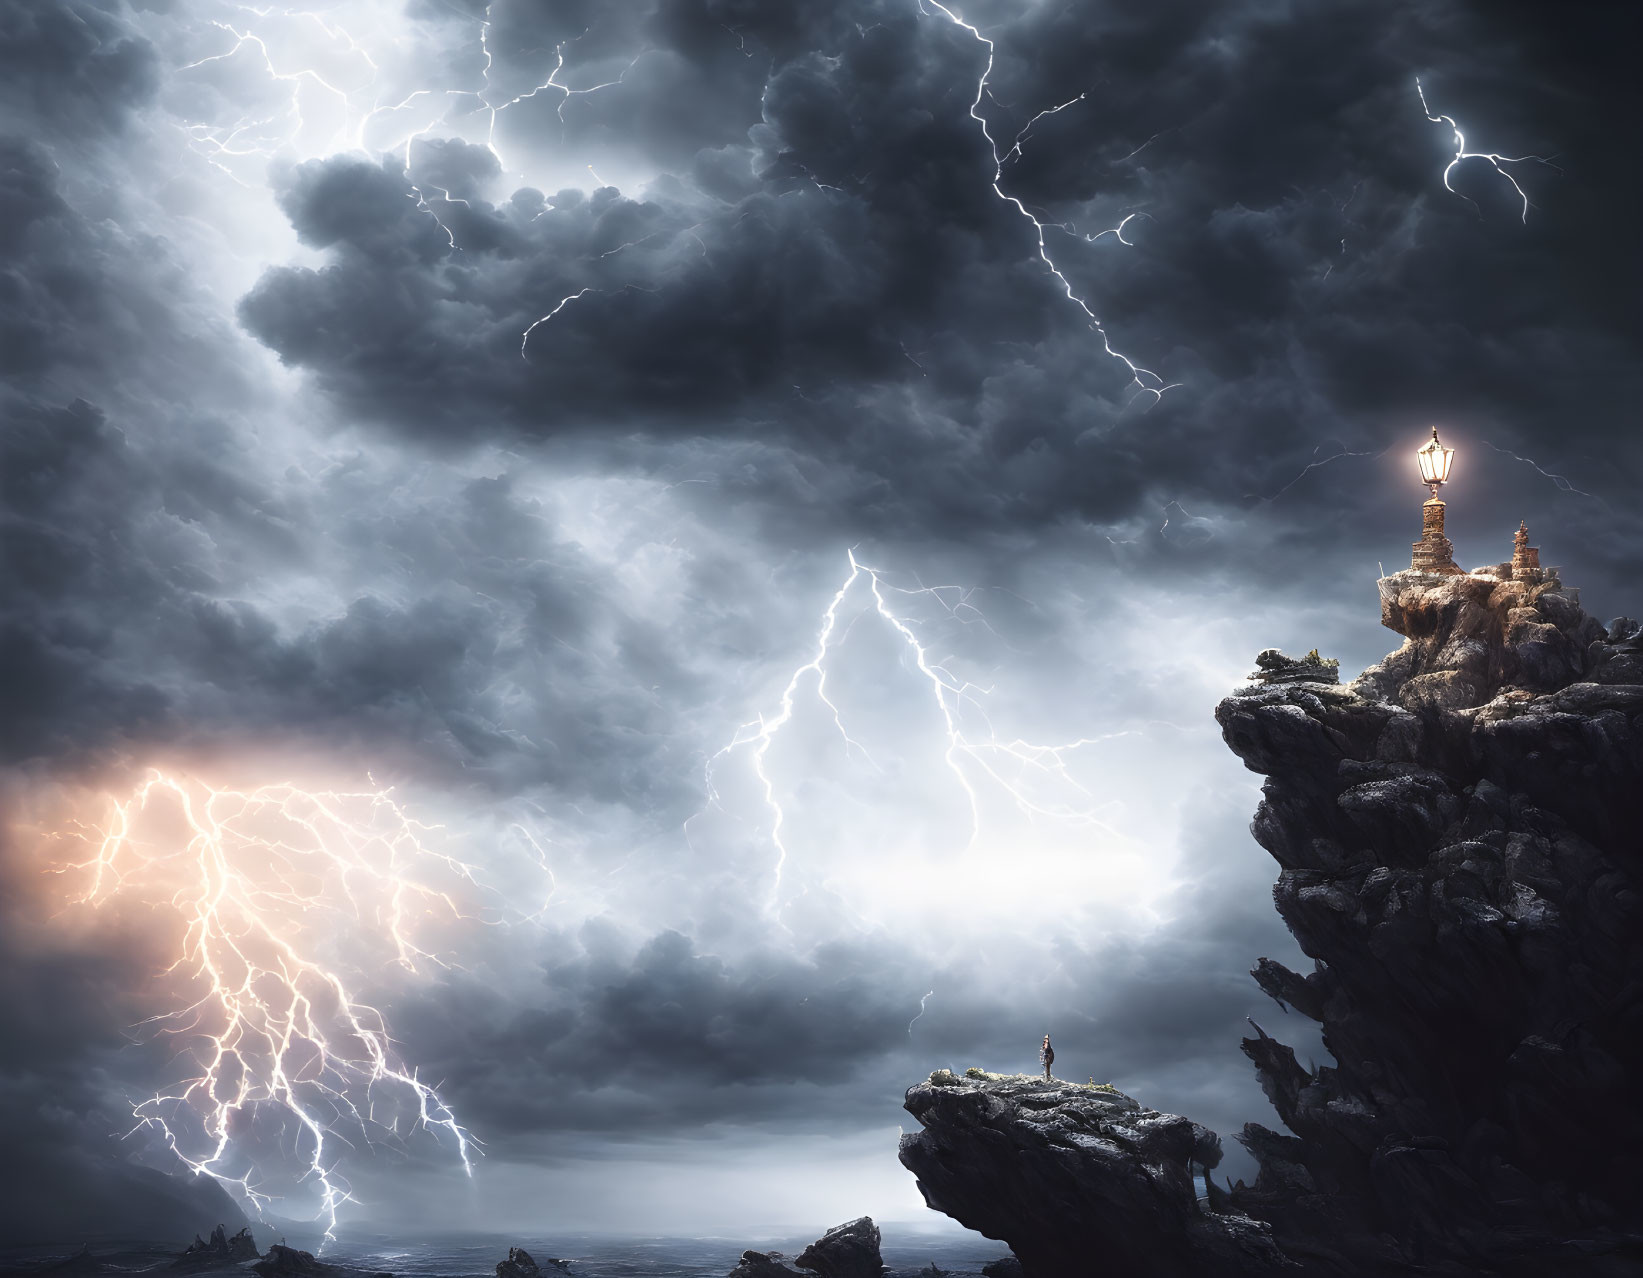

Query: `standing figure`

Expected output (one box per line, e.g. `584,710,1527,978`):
1040,1033,1055,1081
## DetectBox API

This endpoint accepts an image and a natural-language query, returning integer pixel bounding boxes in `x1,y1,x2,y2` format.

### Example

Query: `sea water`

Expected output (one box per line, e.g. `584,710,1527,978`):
0,1230,1007,1278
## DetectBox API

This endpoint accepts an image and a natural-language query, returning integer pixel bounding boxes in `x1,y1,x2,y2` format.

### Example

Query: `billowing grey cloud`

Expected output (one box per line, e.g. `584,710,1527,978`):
232,0,1638,569
0,0,1635,1247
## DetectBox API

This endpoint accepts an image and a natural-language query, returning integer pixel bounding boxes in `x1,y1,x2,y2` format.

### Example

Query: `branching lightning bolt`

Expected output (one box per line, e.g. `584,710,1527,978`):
1415,78,1559,223
700,550,1129,914
55,771,481,1241
477,21,642,163
177,19,361,181
174,5,637,251
919,2,1175,403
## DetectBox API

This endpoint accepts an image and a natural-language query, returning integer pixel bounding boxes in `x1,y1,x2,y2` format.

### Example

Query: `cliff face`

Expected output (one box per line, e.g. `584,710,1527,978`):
898,1071,1293,1277
1214,567,1643,1275
900,567,1643,1277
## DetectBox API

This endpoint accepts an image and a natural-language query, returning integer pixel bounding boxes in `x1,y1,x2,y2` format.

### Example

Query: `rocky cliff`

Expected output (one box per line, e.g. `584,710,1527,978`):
899,566,1643,1276
898,1071,1293,1277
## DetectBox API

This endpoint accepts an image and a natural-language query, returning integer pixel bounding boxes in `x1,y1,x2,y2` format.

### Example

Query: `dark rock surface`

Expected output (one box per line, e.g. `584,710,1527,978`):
1210,567,1643,1274
901,567,1643,1276
173,1226,257,1268
1247,648,1341,686
726,1218,886,1278
794,1218,884,1278
898,1071,1293,1276
250,1245,388,1278
726,1251,802,1278
493,1248,568,1278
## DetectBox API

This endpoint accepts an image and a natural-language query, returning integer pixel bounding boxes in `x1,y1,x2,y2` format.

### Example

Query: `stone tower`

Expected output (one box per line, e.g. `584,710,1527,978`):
1410,498,1461,574
1512,520,1542,582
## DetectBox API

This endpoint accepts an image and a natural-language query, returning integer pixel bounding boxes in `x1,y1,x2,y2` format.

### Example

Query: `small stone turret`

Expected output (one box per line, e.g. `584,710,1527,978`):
1409,498,1461,574
1512,519,1542,582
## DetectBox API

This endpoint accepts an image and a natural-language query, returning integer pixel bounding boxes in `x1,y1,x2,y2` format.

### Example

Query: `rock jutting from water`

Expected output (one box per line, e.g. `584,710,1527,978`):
173,1226,258,1269
899,563,1642,1276
250,1245,390,1278
726,1217,886,1278
493,1248,570,1277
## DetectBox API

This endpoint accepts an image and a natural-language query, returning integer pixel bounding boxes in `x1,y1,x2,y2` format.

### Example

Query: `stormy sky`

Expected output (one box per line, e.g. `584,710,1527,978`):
1,0,1638,1247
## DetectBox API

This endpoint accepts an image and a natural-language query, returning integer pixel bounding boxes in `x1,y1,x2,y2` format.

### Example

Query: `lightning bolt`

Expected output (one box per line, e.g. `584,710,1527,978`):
918,2,1176,404
1415,77,1559,223
176,19,361,181
520,288,593,359
54,771,482,1241
477,22,642,164
699,550,1130,914
1479,439,1609,509
173,5,638,251
1258,442,1387,503
908,990,934,1037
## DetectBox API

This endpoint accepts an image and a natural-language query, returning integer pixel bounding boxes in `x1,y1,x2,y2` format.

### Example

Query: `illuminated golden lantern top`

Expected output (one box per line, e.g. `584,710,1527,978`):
1416,425,1455,495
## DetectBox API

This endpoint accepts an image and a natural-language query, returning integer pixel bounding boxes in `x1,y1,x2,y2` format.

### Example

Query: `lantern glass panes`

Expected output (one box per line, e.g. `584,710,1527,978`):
1417,428,1454,487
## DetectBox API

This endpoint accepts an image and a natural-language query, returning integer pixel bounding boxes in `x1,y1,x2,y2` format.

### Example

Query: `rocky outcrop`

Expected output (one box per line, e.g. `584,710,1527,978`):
1247,648,1340,686
726,1218,885,1278
1207,567,1643,1274
901,566,1643,1276
493,1248,569,1277
794,1218,884,1278
250,1246,389,1278
727,1256,801,1278
173,1225,257,1268
897,1071,1294,1277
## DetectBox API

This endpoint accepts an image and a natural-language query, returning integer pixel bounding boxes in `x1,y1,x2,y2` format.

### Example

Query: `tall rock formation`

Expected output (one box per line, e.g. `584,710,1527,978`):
900,564,1642,1276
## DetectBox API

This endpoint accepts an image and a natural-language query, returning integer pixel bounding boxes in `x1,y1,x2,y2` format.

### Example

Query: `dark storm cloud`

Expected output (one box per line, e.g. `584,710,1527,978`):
396,925,924,1138
0,375,708,802
0,823,249,1244
2,0,1638,1244
0,0,157,139
0,39,697,788
372,786,1312,1160
237,0,1639,564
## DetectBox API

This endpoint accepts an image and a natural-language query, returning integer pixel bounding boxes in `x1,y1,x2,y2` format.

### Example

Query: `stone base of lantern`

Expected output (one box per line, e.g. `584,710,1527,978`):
1410,499,1463,574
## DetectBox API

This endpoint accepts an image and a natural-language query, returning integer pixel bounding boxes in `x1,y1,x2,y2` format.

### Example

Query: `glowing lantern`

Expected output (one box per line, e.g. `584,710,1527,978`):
1417,426,1454,496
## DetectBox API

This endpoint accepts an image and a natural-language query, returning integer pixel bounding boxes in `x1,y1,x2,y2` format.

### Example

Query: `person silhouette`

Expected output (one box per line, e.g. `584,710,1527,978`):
1040,1033,1055,1081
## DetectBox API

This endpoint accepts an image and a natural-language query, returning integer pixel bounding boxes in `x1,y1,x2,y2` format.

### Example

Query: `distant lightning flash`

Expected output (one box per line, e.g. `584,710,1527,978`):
177,6,637,249
1415,78,1559,223
918,2,1175,404
520,288,592,359
1480,439,1609,509
702,550,1127,913
55,771,481,1241
1260,442,1388,503
908,990,934,1037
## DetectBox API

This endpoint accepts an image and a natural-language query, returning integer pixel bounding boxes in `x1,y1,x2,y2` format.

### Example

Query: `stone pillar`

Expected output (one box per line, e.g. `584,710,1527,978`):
1411,498,1460,574
1512,520,1541,581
